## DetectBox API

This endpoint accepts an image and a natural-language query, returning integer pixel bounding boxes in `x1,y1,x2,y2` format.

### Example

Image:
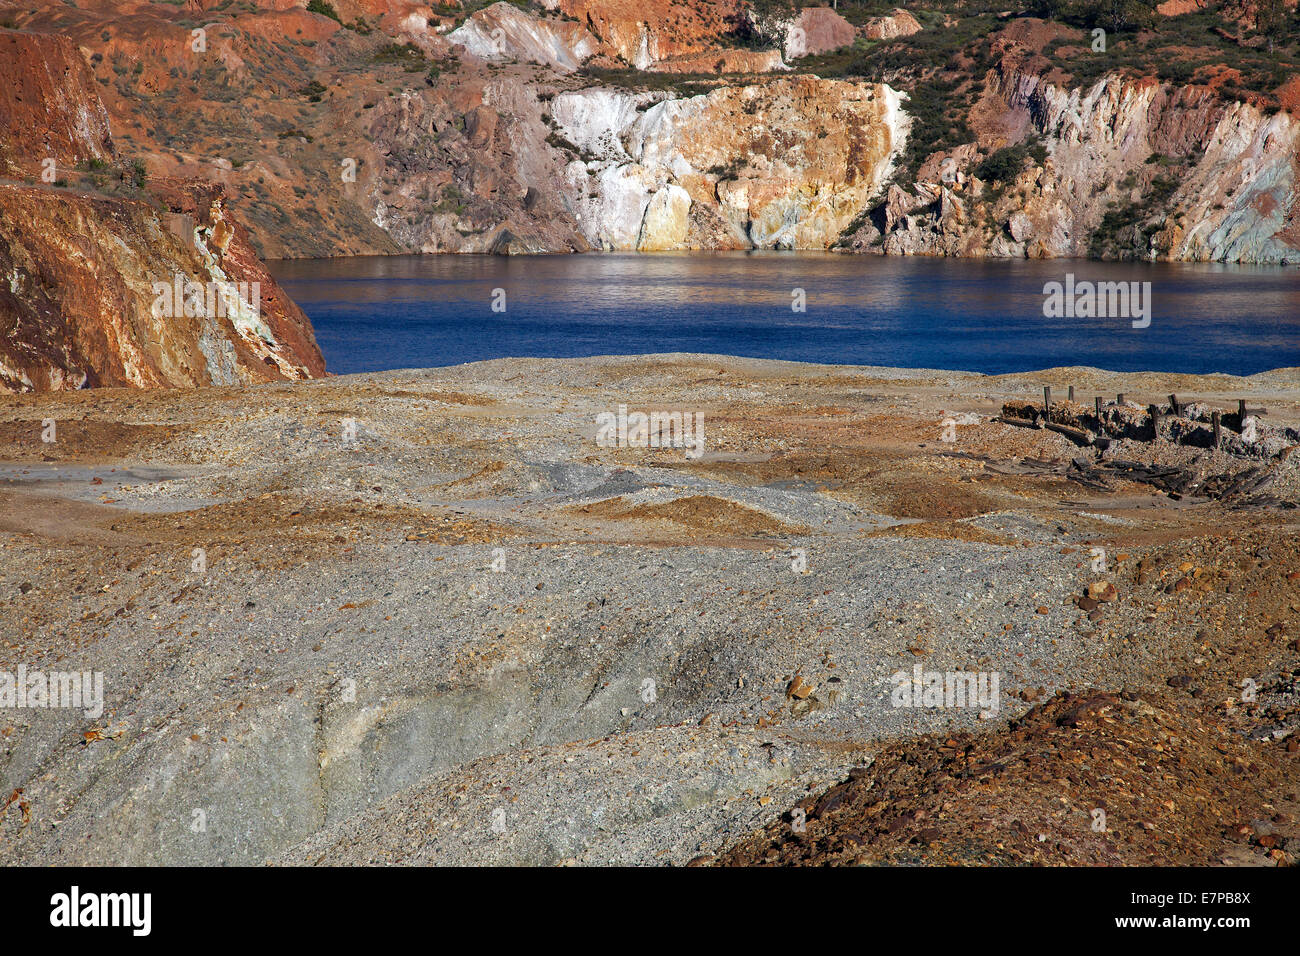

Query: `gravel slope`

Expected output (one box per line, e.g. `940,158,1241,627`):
0,355,1296,865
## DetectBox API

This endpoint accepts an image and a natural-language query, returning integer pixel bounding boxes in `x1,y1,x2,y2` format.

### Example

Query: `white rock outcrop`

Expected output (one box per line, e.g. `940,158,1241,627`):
449,3,598,73
550,77,909,251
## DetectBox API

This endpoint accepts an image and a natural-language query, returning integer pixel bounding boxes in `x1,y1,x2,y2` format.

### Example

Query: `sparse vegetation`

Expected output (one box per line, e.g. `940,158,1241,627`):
433,184,467,215
573,65,716,96
298,80,327,102
975,137,1047,188
373,42,427,72
1025,2,1299,108
545,130,589,160
127,159,147,190
1089,171,1180,259
305,0,341,24
895,78,976,183
707,159,746,182
425,55,461,86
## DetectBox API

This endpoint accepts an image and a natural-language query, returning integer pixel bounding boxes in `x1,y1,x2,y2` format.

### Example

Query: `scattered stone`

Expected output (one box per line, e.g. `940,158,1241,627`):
1087,581,1118,602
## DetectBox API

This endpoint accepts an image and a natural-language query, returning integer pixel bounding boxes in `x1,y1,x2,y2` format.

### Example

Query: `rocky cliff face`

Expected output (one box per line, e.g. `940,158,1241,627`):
551,76,906,250
0,182,325,392
843,58,1300,265
449,3,599,73
540,0,743,69
0,2,1296,267
0,27,324,392
364,78,591,253
0,31,113,178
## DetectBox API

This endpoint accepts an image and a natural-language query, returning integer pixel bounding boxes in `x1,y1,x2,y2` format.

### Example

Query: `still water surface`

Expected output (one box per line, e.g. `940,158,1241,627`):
269,253,1300,376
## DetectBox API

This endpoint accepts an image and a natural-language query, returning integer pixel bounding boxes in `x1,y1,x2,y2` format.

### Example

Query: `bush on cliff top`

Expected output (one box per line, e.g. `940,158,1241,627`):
1027,2,1300,107
306,0,342,24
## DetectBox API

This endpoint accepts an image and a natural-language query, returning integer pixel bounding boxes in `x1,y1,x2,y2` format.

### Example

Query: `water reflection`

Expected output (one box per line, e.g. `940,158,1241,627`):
268,253,1300,376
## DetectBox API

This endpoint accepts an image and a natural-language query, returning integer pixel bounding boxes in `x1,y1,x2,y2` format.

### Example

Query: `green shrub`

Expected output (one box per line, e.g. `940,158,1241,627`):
1088,172,1179,259
306,0,341,24
974,138,1047,186
373,42,427,72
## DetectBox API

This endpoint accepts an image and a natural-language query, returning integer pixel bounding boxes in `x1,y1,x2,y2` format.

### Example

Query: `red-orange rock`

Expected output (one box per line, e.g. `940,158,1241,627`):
0,25,324,392
0,31,113,178
786,7,856,58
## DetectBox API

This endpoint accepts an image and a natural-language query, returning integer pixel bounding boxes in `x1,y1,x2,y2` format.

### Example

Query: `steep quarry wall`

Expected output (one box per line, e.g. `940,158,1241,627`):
538,0,742,69
998,66,1299,263
550,76,907,250
648,48,784,73
1,3,1295,267
847,66,1300,265
449,3,599,73
1154,101,1300,262
0,182,325,392
0,30,113,178
0,28,325,392
365,80,591,254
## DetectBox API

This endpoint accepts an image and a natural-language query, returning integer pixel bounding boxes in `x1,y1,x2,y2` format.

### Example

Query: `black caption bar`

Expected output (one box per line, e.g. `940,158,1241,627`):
0,865,1288,944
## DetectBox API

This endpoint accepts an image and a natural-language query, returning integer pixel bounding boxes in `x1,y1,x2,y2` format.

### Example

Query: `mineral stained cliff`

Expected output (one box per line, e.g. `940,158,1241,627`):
4,1,1295,265
842,32,1300,264
0,28,325,393
551,77,907,250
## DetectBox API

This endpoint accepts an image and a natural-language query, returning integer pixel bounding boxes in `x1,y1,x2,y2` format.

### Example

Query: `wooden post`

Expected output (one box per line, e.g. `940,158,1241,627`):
1168,394,1179,416
1044,386,1052,422
1211,410,1221,448
1233,400,1268,425
1095,396,1103,420
1149,404,1162,438
1117,393,1125,406
1068,386,1075,403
